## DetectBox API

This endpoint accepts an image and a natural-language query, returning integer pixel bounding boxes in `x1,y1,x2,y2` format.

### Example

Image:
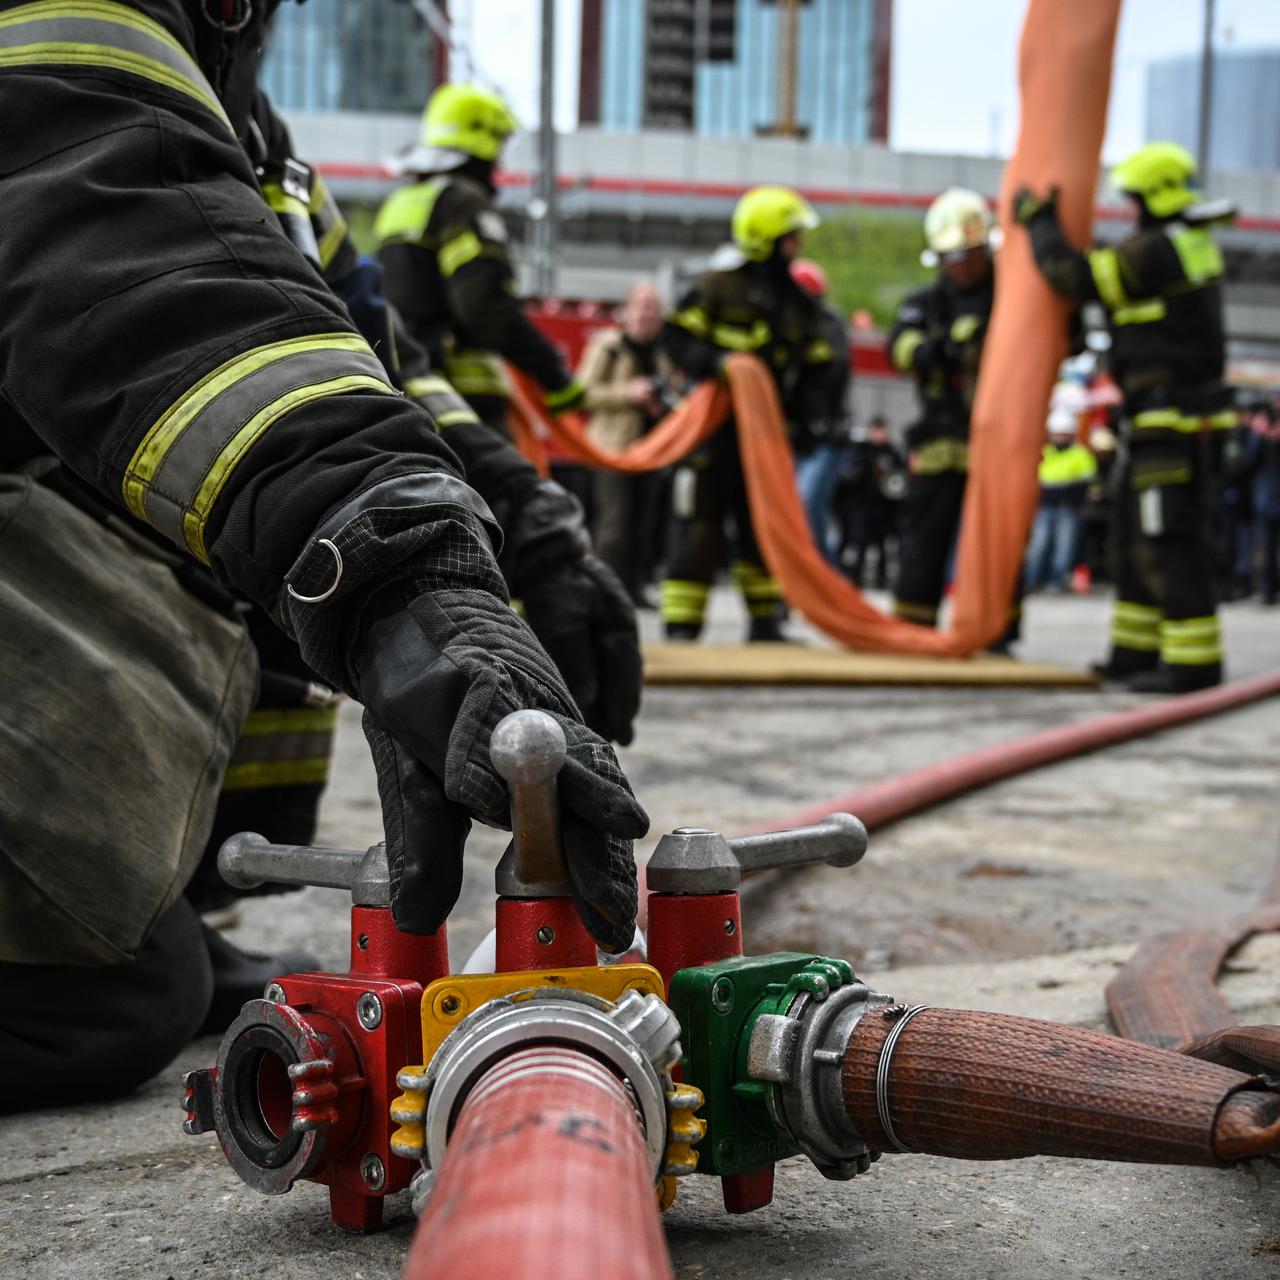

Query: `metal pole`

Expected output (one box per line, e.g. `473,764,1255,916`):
777,0,800,137
1196,0,1215,181
535,0,558,299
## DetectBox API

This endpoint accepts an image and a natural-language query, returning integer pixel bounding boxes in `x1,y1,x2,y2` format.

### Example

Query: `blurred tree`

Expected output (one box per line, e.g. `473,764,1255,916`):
804,208,934,330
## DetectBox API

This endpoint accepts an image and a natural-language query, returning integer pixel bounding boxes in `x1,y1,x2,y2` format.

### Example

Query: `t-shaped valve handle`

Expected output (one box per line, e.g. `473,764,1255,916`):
217,833,391,907
645,814,868,895
490,709,572,897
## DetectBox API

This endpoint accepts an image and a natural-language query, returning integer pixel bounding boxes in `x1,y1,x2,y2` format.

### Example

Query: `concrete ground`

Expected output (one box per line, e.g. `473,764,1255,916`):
3,589,1279,1279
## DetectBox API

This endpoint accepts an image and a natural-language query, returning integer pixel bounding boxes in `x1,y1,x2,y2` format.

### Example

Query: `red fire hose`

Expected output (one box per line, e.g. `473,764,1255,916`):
743,671,1280,837
403,1045,673,1280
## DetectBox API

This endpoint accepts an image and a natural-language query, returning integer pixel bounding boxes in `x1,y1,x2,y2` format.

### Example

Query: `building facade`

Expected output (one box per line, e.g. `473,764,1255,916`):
579,0,892,146
261,0,439,114
1146,48,1280,175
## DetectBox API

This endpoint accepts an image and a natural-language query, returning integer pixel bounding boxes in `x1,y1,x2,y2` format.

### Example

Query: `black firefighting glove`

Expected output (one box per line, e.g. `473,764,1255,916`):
500,480,643,746
281,474,648,952
1012,184,1061,228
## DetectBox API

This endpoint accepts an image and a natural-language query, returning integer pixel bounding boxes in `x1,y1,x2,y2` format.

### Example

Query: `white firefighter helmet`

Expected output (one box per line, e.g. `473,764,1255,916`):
923,188,994,256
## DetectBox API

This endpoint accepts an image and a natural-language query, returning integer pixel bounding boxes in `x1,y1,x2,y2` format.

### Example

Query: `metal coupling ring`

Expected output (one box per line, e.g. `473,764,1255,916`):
747,980,892,1180
418,987,680,1183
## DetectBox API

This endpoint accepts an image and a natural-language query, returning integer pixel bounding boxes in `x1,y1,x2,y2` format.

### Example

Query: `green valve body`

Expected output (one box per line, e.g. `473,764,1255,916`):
668,953,857,1176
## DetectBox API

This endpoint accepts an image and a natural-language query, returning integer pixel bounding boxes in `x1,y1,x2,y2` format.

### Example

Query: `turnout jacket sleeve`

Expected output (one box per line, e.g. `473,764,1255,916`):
0,29,469,610
887,287,941,374
663,277,724,383
380,177,575,395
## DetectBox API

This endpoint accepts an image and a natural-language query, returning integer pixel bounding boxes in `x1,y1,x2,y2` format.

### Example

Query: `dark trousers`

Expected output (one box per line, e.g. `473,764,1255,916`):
893,469,967,625
0,897,212,1111
185,609,333,912
660,424,780,632
593,469,662,598
1107,434,1222,675
1256,520,1280,602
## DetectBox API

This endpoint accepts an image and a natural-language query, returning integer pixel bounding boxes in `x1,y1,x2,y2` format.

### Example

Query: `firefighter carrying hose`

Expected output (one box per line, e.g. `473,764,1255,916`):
661,186,847,641
1015,143,1236,691
888,188,996,629
0,0,643,1109
374,83,585,434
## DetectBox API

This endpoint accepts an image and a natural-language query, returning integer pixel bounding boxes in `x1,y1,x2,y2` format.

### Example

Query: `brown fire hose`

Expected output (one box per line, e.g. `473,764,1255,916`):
841,1005,1280,1167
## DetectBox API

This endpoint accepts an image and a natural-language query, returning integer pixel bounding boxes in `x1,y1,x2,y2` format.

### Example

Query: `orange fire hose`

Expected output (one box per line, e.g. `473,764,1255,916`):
506,0,1121,659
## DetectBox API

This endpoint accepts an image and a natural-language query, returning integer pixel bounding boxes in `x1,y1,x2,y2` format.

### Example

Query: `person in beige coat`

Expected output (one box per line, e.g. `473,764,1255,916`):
578,281,675,604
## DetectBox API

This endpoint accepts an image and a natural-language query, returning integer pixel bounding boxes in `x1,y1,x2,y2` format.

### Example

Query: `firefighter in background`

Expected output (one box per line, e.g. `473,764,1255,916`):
661,187,846,641
887,188,995,628
374,83,585,432
1015,143,1236,691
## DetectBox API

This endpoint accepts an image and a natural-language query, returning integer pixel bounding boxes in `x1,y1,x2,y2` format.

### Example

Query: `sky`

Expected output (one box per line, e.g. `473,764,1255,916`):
451,0,1280,163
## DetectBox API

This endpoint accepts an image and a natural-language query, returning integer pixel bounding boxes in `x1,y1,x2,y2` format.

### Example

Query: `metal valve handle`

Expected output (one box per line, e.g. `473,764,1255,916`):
645,813,868,895
217,831,391,907
729,813,868,874
490,709,573,897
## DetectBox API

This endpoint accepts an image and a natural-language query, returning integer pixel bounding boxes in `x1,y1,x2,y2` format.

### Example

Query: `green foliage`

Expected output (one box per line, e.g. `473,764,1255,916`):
803,207,934,329
343,201,381,256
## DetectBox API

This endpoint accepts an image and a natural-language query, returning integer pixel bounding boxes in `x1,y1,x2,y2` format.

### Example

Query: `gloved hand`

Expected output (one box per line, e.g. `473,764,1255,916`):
280,473,647,953
520,554,642,746
352,586,648,952
1012,185,1060,227
497,479,642,746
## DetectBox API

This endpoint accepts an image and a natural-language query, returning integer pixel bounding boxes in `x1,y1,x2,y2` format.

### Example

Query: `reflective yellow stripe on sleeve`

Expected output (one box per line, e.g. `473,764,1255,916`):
669,307,711,339
405,375,481,430
308,173,349,271
123,333,397,562
439,230,483,277
0,1,230,130
891,329,924,372
711,319,770,352
1088,248,1128,311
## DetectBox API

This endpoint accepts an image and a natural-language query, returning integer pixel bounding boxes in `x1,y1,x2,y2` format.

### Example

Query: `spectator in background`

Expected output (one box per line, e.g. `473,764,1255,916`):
836,416,906,589
1025,407,1098,592
789,259,854,563
578,281,674,606
1247,403,1280,605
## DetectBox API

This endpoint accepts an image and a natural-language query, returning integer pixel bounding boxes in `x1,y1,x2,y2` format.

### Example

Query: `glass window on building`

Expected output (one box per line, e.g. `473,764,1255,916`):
261,0,433,114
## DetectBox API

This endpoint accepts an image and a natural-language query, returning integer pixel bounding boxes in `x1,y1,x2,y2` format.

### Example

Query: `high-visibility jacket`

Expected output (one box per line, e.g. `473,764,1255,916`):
375,173,579,409
0,0,478,613
1038,441,1097,503
662,251,846,430
1027,212,1234,433
885,269,995,473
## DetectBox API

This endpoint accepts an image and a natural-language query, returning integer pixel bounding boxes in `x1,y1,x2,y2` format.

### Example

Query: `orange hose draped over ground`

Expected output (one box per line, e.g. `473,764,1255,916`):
508,0,1121,657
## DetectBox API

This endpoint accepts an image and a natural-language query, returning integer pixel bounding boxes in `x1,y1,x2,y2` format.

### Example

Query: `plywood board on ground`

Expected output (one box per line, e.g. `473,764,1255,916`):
642,642,1100,688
